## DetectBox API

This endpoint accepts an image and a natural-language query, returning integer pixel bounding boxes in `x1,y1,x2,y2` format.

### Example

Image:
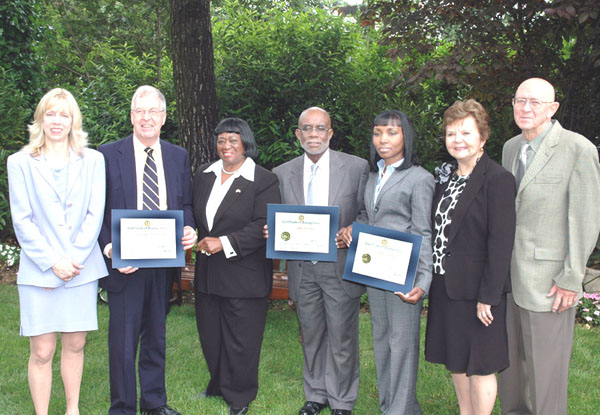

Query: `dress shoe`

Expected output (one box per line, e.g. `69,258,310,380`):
229,405,249,415
331,410,353,415
299,401,327,415
140,405,181,415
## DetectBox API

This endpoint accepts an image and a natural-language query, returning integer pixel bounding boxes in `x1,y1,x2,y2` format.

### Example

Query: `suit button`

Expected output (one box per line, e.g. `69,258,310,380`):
374,207,379,212
446,251,452,257
67,225,72,230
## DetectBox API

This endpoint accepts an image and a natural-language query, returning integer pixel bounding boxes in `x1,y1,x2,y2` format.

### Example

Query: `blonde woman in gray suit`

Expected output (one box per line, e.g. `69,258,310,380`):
339,110,434,415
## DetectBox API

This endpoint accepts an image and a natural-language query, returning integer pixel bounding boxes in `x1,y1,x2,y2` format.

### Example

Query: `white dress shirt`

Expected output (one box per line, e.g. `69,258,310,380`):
303,149,330,206
133,136,168,210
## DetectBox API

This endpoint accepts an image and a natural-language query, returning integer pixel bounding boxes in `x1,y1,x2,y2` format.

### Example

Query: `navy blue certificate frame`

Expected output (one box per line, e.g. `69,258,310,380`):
111,209,185,268
266,204,339,262
343,222,423,294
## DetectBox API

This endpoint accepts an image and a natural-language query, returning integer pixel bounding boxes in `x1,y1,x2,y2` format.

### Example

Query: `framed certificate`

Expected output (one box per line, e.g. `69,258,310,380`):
342,222,423,294
266,204,339,262
111,209,185,268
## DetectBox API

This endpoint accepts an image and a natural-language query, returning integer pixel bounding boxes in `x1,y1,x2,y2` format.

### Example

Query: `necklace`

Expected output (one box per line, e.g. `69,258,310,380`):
222,165,241,175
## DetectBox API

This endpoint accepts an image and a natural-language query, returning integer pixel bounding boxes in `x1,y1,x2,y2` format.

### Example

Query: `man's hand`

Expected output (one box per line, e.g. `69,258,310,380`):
197,237,223,256
117,266,139,274
336,226,353,248
182,226,198,250
395,287,425,304
547,284,578,313
263,224,269,240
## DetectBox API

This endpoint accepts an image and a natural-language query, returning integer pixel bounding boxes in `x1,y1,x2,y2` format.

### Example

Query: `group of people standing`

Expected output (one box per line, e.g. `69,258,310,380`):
7,77,599,415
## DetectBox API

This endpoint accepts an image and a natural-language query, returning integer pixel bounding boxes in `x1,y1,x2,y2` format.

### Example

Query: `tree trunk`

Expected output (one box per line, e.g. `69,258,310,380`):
170,0,218,173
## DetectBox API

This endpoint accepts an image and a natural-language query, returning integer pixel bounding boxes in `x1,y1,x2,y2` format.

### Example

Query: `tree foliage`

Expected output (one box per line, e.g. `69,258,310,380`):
343,0,600,146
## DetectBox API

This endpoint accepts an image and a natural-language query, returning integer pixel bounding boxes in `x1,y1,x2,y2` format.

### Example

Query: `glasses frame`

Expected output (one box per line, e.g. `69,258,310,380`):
131,108,165,118
298,124,331,134
512,97,554,109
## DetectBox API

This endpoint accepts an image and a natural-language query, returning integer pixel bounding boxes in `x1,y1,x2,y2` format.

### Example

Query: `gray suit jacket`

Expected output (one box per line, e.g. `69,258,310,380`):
357,165,434,295
502,120,600,311
273,150,370,301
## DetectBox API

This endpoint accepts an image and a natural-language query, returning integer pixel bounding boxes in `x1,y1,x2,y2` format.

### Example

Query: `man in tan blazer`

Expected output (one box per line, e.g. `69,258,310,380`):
498,78,600,415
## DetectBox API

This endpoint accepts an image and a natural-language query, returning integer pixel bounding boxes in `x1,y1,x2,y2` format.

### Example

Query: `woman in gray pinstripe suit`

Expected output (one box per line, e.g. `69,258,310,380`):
339,110,434,415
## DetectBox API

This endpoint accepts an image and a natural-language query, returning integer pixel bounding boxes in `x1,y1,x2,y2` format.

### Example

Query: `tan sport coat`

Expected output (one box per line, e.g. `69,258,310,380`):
502,120,600,312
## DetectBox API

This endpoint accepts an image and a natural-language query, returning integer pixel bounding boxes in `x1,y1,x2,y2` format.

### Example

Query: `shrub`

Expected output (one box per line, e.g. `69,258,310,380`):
577,292,600,328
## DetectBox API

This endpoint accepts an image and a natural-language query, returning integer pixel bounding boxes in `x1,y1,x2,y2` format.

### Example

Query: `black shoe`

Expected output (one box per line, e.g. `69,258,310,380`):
299,401,327,415
331,410,352,415
229,405,249,415
140,405,181,415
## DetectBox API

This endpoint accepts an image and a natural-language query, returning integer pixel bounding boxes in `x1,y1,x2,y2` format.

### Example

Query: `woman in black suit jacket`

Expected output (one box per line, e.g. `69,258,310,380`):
192,118,281,415
425,100,516,415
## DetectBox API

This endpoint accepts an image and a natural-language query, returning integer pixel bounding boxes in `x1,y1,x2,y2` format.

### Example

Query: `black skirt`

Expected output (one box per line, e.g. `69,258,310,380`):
425,273,509,376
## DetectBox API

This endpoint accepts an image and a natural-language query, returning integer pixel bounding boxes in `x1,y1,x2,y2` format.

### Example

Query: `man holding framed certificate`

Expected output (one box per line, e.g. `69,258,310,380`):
272,107,369,415
98,86,197,415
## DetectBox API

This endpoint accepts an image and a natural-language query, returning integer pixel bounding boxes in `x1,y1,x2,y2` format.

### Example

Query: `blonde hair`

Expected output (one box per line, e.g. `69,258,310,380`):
24,88,88,156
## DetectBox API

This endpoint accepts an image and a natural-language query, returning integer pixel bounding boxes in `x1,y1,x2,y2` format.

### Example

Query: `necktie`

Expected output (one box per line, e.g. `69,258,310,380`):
515,143,529,188
143,147,160,210
307,164,318,205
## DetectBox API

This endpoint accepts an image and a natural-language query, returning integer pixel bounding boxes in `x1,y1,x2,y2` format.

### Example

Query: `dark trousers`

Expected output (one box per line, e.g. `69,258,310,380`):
195,291,268,408
107,269,169,415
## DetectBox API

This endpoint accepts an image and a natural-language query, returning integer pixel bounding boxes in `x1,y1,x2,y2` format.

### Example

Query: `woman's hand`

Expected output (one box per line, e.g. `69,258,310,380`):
477,302,493,326
336,225,353,248
395,287,425,304
52,258,83,282
197,237,223,256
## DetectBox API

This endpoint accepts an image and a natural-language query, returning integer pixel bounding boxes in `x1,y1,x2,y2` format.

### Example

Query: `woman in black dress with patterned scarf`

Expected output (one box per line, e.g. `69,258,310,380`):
425,99,516,415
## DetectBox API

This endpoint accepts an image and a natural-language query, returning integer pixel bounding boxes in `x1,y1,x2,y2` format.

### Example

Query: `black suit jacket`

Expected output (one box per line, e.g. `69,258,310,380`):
431,152,516,305
98,134,195,292
192,162,281,298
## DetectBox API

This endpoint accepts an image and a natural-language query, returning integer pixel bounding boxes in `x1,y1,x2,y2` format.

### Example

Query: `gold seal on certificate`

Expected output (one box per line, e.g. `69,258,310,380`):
274,211,330,253
352,232,413,285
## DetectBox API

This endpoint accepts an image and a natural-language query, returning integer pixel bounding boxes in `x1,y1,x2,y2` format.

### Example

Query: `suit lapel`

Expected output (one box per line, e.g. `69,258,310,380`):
31,154,61,201
288,157,305,205
447,154,489,244
329,151,345,205
213,176,251,226
374,167,410,207
519,126,559,193
161,140,178,209
66,149,83,200
116,135,137,209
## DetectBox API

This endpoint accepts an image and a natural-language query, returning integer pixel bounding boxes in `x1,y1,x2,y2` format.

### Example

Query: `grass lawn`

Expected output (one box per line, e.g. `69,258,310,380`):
0,284,598,414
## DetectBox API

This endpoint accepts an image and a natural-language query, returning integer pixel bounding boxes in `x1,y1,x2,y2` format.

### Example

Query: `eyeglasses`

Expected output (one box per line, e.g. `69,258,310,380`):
512,98,553,110
132,108,165,118
299,125,330,134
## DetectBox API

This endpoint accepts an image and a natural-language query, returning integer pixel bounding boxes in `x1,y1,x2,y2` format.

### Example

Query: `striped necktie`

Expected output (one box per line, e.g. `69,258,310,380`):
143,147,160,210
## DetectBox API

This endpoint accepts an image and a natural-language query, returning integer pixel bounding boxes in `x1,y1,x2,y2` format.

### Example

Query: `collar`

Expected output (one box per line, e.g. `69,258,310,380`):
204,157,256,182
377,157,404,174
304,148,330,171
133,135,162,157
523,121,553,153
